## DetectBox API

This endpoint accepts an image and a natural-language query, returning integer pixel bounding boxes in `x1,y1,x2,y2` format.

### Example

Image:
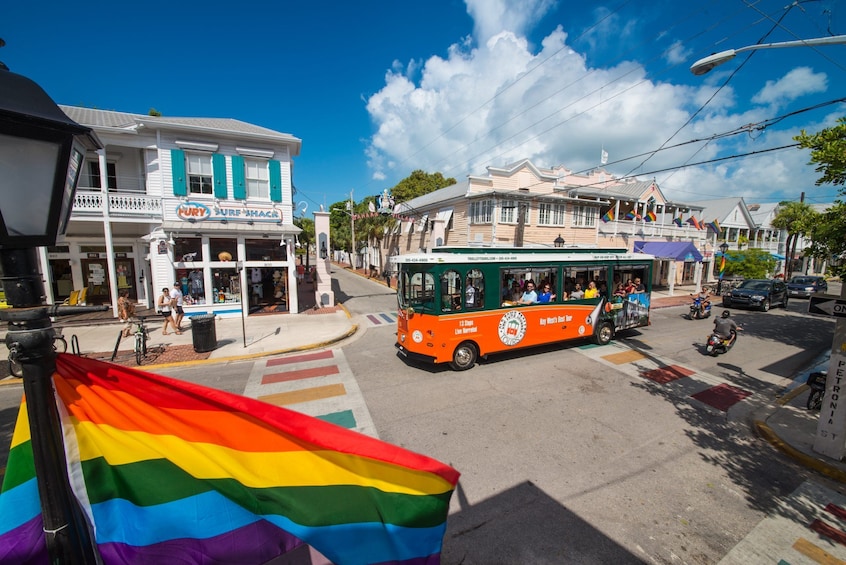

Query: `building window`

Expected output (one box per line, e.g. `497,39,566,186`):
539,203,566,226
572,205,597,227
245,158,269,199
470,199,493,224
500,199,516,223
173,237,203,262
88,161,116,190
187,153,213,195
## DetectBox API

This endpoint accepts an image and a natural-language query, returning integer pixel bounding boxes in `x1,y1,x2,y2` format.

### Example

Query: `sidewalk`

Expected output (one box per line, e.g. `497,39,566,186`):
3,273,843,484
0,277,357,377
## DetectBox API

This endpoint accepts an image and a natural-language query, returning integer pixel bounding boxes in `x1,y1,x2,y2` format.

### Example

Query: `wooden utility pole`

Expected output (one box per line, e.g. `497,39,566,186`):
514,202,527,247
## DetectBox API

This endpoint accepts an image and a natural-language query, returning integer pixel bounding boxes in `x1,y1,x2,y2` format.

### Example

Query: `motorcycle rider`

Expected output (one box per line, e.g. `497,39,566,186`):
690,285,711,317
712,310,741,346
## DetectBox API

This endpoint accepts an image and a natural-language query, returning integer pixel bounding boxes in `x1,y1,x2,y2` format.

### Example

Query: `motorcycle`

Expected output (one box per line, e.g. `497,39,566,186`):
705,329,737,356
806,371,827,411
689,296,712,320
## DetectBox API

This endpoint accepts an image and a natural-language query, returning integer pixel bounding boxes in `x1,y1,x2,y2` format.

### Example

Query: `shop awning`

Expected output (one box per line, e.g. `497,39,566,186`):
634,241,703,262
160,220,300,235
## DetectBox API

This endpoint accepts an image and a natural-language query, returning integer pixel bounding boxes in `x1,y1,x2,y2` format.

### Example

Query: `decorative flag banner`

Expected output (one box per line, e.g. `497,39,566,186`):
600,149,608,165
673,215,683,227
601,208,615,223
624,210,640,221
719,253,727,280
686,216,703,230
0,355,460,565
644,211,657,223
707,218,722,234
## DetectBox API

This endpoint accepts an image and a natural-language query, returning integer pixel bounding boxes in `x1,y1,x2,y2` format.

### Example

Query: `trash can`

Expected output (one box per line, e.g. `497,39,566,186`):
190,314,217,353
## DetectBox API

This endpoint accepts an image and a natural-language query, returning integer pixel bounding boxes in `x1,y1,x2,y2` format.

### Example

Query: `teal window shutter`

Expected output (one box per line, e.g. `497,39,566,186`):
269,160,282,202
231,155,246,200
212,154,228,199
170,149,187,196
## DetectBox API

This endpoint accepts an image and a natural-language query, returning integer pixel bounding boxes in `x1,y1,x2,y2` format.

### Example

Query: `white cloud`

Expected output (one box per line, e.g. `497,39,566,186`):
751,66,827,107
364,0,837,206
664,40,691,65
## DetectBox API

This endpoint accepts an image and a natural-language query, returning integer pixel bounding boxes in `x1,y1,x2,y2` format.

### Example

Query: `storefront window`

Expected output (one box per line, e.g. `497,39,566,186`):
174,237,203,262
245,238,287,261
211,268,241,304
176,268,206,305
210,238,237,263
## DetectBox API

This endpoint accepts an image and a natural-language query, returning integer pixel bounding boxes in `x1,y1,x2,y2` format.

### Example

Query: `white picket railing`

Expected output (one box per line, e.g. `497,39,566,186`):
72,190,162,218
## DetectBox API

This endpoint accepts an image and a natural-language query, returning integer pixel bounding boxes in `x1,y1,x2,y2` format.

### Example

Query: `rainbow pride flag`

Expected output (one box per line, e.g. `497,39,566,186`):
0,355,459,565
601,208,615,223
706,218,722,234
644,211,657,223
673,215,683,227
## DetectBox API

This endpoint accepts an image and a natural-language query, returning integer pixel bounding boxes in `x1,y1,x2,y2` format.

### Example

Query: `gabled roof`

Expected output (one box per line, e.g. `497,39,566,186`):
394,181,469,216
479,159,559,182
695,197,756,228
61,105,301,153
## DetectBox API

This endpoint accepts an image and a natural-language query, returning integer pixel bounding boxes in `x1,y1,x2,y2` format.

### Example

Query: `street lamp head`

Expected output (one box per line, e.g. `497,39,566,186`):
719,242,729,254
0,67,102,248
690,49,737,75
320,241,328,260
553,234,565,248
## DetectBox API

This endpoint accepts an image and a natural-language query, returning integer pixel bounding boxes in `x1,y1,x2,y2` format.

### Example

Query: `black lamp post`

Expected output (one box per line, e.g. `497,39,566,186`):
0,66,102,562
320,241,328,260
553,234,565,248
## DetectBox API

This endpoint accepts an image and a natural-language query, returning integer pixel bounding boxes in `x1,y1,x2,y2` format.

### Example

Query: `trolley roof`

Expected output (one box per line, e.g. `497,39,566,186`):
390,246,654,265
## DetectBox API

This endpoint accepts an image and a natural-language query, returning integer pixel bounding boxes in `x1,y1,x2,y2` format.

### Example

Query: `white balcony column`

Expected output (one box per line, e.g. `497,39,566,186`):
98,149,119,315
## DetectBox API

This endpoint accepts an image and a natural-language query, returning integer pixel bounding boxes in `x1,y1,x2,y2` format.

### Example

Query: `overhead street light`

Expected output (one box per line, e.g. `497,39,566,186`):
690,34,846,75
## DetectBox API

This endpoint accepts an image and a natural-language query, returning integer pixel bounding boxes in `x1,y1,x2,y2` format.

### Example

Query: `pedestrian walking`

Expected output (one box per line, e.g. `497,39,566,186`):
157,287,179,335
170,282,185,331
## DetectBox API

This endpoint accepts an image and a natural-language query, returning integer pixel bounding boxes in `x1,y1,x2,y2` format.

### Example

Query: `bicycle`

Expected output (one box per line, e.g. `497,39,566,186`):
131,316,151,365
8,327,67,378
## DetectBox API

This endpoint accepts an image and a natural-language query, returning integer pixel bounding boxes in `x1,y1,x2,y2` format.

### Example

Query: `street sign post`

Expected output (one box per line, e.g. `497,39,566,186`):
809,294,846,318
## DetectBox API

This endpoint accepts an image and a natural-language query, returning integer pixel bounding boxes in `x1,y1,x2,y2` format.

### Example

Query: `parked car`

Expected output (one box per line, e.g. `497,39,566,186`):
786,276,828,298
722,279,788,311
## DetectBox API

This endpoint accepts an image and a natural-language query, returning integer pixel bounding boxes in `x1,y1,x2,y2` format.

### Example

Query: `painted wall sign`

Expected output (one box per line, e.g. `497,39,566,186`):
175,201,282,223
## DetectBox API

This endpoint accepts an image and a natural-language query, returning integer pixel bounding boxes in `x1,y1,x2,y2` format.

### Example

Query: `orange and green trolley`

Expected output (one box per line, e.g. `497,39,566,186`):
394,246,653,370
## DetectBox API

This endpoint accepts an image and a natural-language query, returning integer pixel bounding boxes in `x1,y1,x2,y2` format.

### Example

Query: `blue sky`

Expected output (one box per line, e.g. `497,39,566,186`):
4,0,844,213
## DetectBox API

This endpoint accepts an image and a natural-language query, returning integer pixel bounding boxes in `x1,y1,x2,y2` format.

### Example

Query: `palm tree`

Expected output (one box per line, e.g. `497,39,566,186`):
771,200,818,279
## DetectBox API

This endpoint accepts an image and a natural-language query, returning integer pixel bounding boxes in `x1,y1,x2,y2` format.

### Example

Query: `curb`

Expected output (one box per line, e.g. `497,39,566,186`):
0,304,359,382
753,419,846,484
751,383,846,484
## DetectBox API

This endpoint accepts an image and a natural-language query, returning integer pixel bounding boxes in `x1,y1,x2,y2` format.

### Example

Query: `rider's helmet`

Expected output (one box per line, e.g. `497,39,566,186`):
721,310,731,318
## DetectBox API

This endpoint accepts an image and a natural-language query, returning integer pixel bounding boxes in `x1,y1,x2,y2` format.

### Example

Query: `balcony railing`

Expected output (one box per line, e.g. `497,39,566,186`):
73,189,162,218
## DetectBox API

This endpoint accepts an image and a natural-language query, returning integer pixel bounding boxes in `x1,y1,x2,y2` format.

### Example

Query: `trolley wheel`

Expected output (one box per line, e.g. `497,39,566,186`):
450,342,478,371
594,323,613,346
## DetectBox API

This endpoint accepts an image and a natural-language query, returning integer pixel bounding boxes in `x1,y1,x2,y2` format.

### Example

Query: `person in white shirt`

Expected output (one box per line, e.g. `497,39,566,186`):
170,283,185,331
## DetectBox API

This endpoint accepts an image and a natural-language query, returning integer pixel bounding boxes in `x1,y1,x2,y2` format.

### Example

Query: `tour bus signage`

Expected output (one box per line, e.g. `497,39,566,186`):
176,201,282,223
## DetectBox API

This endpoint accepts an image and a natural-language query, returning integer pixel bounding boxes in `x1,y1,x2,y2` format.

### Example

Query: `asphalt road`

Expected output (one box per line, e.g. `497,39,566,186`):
1,271,842,564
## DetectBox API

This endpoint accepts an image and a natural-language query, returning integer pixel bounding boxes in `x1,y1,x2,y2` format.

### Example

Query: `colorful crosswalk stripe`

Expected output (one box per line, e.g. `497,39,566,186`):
242,348,379,438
